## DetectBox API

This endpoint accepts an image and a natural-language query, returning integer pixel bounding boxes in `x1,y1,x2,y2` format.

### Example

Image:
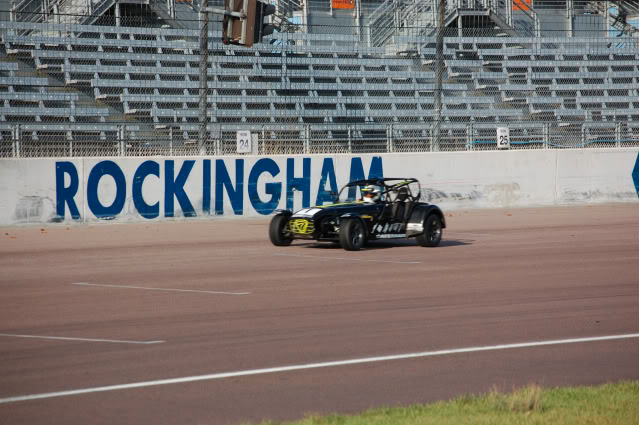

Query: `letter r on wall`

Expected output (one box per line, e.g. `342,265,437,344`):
55,161,81,220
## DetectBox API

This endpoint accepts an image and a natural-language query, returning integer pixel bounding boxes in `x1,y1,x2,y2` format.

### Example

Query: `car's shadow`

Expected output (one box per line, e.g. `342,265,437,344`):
297,238,472,250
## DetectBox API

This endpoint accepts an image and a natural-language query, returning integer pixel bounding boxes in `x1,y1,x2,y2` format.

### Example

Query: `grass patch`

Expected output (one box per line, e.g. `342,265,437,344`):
250,381,639,425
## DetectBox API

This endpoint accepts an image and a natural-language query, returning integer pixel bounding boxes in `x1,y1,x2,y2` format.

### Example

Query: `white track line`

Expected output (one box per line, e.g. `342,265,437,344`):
274,253,421,264
71,282,250,295
0,333,164,345
1,332,638,404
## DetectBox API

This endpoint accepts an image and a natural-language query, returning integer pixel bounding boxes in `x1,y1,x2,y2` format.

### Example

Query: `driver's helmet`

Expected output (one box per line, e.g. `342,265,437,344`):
361,185,381,203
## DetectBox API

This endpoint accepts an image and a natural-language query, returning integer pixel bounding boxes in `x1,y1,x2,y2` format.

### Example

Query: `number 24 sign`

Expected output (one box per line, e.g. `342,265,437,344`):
236,130,251,153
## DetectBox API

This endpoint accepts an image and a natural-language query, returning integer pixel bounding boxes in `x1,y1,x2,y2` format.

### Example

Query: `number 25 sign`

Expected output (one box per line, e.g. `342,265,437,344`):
497,127,510,150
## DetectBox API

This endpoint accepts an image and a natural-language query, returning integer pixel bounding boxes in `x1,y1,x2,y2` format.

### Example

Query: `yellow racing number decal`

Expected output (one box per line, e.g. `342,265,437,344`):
290,219,314,234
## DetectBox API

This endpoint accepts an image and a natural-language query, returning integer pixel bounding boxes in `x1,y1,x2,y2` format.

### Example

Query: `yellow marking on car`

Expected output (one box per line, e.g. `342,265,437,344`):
289,219,315,235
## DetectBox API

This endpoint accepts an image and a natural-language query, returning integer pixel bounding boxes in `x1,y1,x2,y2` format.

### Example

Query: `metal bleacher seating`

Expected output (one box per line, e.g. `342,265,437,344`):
0,25,143,149
1,15,639,154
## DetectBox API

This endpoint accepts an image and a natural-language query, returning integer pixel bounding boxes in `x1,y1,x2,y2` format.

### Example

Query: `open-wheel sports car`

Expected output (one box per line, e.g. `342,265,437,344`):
269,178,446,250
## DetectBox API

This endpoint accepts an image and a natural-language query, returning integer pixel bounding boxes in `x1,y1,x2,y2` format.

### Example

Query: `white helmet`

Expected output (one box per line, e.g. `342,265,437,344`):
362,185,381,203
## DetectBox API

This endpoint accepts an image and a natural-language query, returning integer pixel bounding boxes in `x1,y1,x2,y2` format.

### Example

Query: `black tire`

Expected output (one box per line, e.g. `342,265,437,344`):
416,214,443,247
269,215,293,246
340,219,366,251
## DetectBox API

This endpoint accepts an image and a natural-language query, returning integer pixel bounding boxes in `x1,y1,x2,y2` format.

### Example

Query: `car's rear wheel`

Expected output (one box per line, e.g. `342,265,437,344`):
269,215,293,246
340,219,366,251
416,214,442,247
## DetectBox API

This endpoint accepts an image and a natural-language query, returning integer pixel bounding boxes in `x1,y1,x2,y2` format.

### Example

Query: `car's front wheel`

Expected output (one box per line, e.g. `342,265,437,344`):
416,214,443,247
340,219,366,251
269,215,293,246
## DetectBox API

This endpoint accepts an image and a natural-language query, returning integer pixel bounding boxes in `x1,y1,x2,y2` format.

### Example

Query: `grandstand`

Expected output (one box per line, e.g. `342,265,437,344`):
1,0,639,157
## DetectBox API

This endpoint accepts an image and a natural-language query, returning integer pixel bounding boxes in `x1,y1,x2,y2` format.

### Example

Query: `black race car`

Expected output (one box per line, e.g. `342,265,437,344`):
268,178,446,250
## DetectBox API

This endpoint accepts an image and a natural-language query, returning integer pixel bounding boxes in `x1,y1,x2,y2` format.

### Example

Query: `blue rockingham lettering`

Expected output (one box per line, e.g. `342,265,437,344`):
54,156,383,220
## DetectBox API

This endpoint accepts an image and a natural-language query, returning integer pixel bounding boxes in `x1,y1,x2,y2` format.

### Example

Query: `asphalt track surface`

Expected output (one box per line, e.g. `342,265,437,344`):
1,204,638,425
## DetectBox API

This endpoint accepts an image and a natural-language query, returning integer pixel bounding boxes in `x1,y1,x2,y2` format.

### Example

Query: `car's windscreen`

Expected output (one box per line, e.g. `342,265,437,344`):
335,184,384,203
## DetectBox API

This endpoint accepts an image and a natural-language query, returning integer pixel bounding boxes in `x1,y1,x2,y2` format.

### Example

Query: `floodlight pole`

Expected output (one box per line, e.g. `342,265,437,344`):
433,0,445,152
199,0,209,155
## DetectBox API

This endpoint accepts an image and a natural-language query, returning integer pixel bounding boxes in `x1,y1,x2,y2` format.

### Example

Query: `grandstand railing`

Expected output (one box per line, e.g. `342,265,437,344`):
4,121,638,158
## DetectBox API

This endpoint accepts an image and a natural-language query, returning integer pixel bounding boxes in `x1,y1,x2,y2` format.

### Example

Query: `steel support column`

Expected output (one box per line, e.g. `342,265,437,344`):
199,0,209,154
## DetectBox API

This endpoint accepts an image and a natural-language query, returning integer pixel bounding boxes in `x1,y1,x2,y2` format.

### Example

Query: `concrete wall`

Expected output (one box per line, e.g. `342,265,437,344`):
1,149,638,225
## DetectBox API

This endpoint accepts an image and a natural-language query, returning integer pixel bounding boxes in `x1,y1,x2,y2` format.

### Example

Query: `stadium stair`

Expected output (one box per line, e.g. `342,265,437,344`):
587,0,639,37
148,0,200,31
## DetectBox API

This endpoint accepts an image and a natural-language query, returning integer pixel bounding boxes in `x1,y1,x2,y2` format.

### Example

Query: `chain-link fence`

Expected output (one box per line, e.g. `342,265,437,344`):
1,0,639,158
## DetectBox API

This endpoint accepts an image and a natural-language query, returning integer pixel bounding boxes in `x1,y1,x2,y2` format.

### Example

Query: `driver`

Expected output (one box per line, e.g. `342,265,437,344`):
361,185,381,203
